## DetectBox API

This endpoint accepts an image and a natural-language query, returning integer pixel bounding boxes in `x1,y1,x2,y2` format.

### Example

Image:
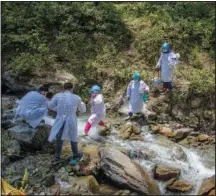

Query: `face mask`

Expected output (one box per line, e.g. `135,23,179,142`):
162,48,169,53
91,93,98,98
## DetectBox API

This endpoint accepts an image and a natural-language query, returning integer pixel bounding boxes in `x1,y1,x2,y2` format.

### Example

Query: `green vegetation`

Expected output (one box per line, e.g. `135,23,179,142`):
2,2,215,99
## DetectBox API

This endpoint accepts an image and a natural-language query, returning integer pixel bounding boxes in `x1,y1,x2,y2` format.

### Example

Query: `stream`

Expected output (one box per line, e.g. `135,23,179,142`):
42,113,215,195
2,99,215,195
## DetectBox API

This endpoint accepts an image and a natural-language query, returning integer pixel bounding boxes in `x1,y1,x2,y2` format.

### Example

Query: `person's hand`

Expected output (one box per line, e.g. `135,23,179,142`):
176,53,180,58
155,67,160,72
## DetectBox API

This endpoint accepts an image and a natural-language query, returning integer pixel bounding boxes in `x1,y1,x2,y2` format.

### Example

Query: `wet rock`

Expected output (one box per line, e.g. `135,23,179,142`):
208,189,215,195
130,114,148,127
99,123,112,136
174,128,192,140
55,70,77,84
150,125,160,134
166,179,193,192
99,184,120,195
153,165,181,181
118,122,141,140
1,96,16,110
171,146,188,162
68,175,100,194
159,127,175,138
8,124,51,150
197,175,215,195
100,147,160,195
145,110,157,121
114,189,131,195
198,134,210,142
7,139,21,156
129,135,144,141
140,148,156,160
50,184,60,195
58,167,69,181
2,72,36,94
41,174,55,187
79,144,101,175
2,154,10,166
189,131,200,137
187,136,198,146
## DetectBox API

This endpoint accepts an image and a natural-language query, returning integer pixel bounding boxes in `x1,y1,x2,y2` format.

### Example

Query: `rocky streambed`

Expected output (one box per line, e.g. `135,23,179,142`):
1,95,215,195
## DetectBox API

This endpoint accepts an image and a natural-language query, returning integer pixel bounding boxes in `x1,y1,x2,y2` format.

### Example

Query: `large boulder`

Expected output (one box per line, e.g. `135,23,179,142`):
153,165,181,181
174,128,192,140
2,72,36,94
100,147,160,195
159,127,175,138
66,175,100,195
171,146,188,162
197,175,215,195
7,124,52,150
7,139,21,156
166,178,193,192
130,114,148,127
1,95,17,110
118,122,141,140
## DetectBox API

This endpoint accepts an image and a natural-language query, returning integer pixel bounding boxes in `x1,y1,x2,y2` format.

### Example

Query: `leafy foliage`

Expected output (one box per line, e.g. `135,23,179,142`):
2,2,215,99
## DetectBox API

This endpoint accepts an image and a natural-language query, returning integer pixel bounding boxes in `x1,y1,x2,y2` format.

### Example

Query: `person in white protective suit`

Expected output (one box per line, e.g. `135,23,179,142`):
83,85,106,136
126,72,149,117
14,86,49,128
156,42,180,92
48,83,86,162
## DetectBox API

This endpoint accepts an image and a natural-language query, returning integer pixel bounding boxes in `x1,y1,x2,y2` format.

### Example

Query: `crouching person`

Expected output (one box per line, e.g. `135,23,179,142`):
48,83,86,163
14,86,49,128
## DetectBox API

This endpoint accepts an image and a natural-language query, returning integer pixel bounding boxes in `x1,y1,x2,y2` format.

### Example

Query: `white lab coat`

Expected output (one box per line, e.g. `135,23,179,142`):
88,94,106,126
48,91,86,142
157,51,179,82
127,80,149,113
15,91,48,128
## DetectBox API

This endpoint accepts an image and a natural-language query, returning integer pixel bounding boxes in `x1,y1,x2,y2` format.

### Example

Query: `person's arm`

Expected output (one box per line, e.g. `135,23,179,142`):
48,95,58,111
139,81,149,94
156,53,162,71
78,98,86,113
126,82,132,100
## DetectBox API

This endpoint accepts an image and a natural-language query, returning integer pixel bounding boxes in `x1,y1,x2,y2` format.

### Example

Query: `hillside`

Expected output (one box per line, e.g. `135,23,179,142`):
1,2,215,132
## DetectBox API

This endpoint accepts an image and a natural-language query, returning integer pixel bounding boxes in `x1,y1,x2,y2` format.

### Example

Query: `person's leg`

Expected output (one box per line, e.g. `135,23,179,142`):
162,82,168,92
54,125,64,161
168,82,173,90
84,122,92,135
70,141,83,160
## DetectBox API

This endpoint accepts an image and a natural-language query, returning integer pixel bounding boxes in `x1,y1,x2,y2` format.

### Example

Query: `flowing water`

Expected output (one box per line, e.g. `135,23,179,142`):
76,115,215,195
8,101,215,195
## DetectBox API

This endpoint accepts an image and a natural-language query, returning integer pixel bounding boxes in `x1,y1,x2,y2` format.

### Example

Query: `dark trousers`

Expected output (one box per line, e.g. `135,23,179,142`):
163,82,173,90
55,124,79,159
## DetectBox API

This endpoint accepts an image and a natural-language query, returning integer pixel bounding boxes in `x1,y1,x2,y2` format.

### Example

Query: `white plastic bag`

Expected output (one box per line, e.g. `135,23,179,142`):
152,77,162,89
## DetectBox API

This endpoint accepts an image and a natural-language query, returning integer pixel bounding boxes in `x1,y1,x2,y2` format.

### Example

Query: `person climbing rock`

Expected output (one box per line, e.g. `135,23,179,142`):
126,72,149,118
14,85,49,128
83,85,106,136
47,83,86,163
155,42,180,93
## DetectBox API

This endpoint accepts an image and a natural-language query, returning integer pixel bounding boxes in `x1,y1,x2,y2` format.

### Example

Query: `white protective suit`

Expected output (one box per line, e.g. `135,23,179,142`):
157,51,179,82
48,91,86,142
127,80,149,113
88,94,106,126
15,91,48,128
